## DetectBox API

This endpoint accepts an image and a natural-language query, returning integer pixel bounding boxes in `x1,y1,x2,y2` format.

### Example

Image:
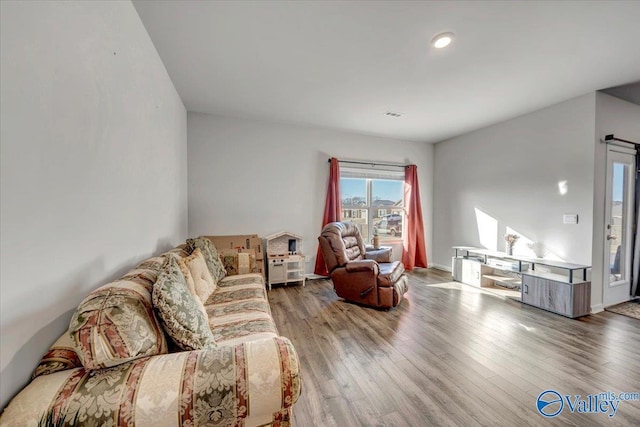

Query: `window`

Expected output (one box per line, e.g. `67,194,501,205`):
340,166,404,243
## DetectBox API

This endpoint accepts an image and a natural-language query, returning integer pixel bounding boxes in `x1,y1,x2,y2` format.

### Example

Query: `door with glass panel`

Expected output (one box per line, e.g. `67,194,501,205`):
603,146,635,307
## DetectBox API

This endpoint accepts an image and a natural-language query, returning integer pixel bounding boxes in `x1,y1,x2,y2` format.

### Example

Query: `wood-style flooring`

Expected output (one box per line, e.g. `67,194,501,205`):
268,269,640,427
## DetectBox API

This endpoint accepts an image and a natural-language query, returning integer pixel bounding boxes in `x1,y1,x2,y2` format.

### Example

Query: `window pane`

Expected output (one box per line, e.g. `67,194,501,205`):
339,174,404,243
609,162,627,282
372,180,403,241
372,179,403,207
340,178,367,206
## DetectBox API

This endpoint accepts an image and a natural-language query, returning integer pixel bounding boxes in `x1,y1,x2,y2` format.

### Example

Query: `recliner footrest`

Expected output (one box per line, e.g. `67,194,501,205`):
377,261,405,287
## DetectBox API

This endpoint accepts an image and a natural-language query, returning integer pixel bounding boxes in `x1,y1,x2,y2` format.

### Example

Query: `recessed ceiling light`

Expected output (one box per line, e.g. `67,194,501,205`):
431,32,455,49
385,111,402,118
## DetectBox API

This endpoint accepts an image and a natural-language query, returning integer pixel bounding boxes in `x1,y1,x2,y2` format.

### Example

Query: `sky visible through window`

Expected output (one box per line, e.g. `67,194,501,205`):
613,163,624,202
341,178,403,203
341,178,366,200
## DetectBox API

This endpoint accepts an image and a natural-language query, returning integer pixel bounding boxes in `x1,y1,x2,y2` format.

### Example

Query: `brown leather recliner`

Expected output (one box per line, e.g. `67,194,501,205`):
318,222,408,309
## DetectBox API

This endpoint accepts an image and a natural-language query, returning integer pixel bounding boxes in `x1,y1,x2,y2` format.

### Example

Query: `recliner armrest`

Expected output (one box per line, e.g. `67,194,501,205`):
365,248,392,263
345,259,379,274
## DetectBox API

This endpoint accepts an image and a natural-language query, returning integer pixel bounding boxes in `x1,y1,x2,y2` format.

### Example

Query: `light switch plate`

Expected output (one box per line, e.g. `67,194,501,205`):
563,214,578,224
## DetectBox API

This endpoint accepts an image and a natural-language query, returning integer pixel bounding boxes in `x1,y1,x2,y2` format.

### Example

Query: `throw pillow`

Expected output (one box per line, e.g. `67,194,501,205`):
152,255,217,351
176,257,196,295
69,269,169,370
184,248,217,304
177,257,208,320
221,252,257,276
186,237,226,282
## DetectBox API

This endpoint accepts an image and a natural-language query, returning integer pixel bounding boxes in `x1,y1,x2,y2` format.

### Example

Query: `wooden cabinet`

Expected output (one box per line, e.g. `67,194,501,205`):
452,257,490,288
521,274,591,318
462,258,481,286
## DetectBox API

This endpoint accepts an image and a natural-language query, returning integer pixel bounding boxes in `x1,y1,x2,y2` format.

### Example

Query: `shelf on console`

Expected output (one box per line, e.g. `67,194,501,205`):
482,274,522,288
481,283,521,300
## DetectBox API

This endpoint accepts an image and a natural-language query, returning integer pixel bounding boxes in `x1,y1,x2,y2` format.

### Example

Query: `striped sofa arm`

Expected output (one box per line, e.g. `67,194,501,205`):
1,336,301,427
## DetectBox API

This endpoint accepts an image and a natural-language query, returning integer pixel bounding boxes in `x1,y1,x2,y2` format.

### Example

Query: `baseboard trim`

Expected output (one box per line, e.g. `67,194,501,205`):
430,263,452,273
591,304,604,314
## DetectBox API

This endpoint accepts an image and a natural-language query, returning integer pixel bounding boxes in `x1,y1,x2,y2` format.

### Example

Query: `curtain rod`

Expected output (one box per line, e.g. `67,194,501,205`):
604,134,640,145
328,158,408,168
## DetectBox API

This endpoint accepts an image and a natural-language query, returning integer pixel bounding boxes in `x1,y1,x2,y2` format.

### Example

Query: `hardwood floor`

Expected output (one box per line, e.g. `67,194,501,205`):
268,269,640,427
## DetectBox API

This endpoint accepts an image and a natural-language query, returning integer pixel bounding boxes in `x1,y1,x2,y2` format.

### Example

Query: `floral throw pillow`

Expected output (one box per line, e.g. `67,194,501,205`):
221,252,257,276
152,255,217,351
69,266,168,370
186,237,226,282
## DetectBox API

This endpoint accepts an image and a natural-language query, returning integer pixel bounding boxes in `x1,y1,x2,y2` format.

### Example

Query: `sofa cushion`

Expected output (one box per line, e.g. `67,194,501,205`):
217,272,266,288
207,274,278,346
208,275,272,320
186,237,226,282
183,248,217,304
69,262,169,370
153,255,217,351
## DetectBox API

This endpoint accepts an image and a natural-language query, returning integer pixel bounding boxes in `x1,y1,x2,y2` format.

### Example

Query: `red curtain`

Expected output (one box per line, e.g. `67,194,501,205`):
314,158,342,276
402,165,428,269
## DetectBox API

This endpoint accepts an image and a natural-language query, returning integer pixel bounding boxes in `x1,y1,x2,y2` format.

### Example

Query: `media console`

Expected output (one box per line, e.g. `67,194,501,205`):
452,246,591,318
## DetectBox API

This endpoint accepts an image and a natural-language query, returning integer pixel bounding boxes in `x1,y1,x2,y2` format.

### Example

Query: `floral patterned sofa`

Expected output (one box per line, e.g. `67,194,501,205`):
1,237,301,427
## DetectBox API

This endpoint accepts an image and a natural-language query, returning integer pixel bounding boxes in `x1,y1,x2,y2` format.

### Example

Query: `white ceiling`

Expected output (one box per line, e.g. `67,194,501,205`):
133,1,640,143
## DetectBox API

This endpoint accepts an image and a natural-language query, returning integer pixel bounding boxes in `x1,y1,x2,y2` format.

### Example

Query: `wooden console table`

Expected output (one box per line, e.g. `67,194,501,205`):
452,246,591,318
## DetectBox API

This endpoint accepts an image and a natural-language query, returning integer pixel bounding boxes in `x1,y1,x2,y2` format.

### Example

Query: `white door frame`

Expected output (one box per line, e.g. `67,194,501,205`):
603,144,635,307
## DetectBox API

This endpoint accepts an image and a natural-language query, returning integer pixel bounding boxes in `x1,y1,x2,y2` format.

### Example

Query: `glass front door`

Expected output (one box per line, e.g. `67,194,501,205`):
603,147,635,306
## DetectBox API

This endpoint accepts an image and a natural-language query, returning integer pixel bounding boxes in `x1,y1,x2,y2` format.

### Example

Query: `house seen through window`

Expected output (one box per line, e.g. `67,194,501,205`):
340,166,404,243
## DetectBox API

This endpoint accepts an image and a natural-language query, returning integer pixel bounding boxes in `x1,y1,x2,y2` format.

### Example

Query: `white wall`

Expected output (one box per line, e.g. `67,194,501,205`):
188,113,433,271
592,92,640,311
432,94,596,270
0,1,187,408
